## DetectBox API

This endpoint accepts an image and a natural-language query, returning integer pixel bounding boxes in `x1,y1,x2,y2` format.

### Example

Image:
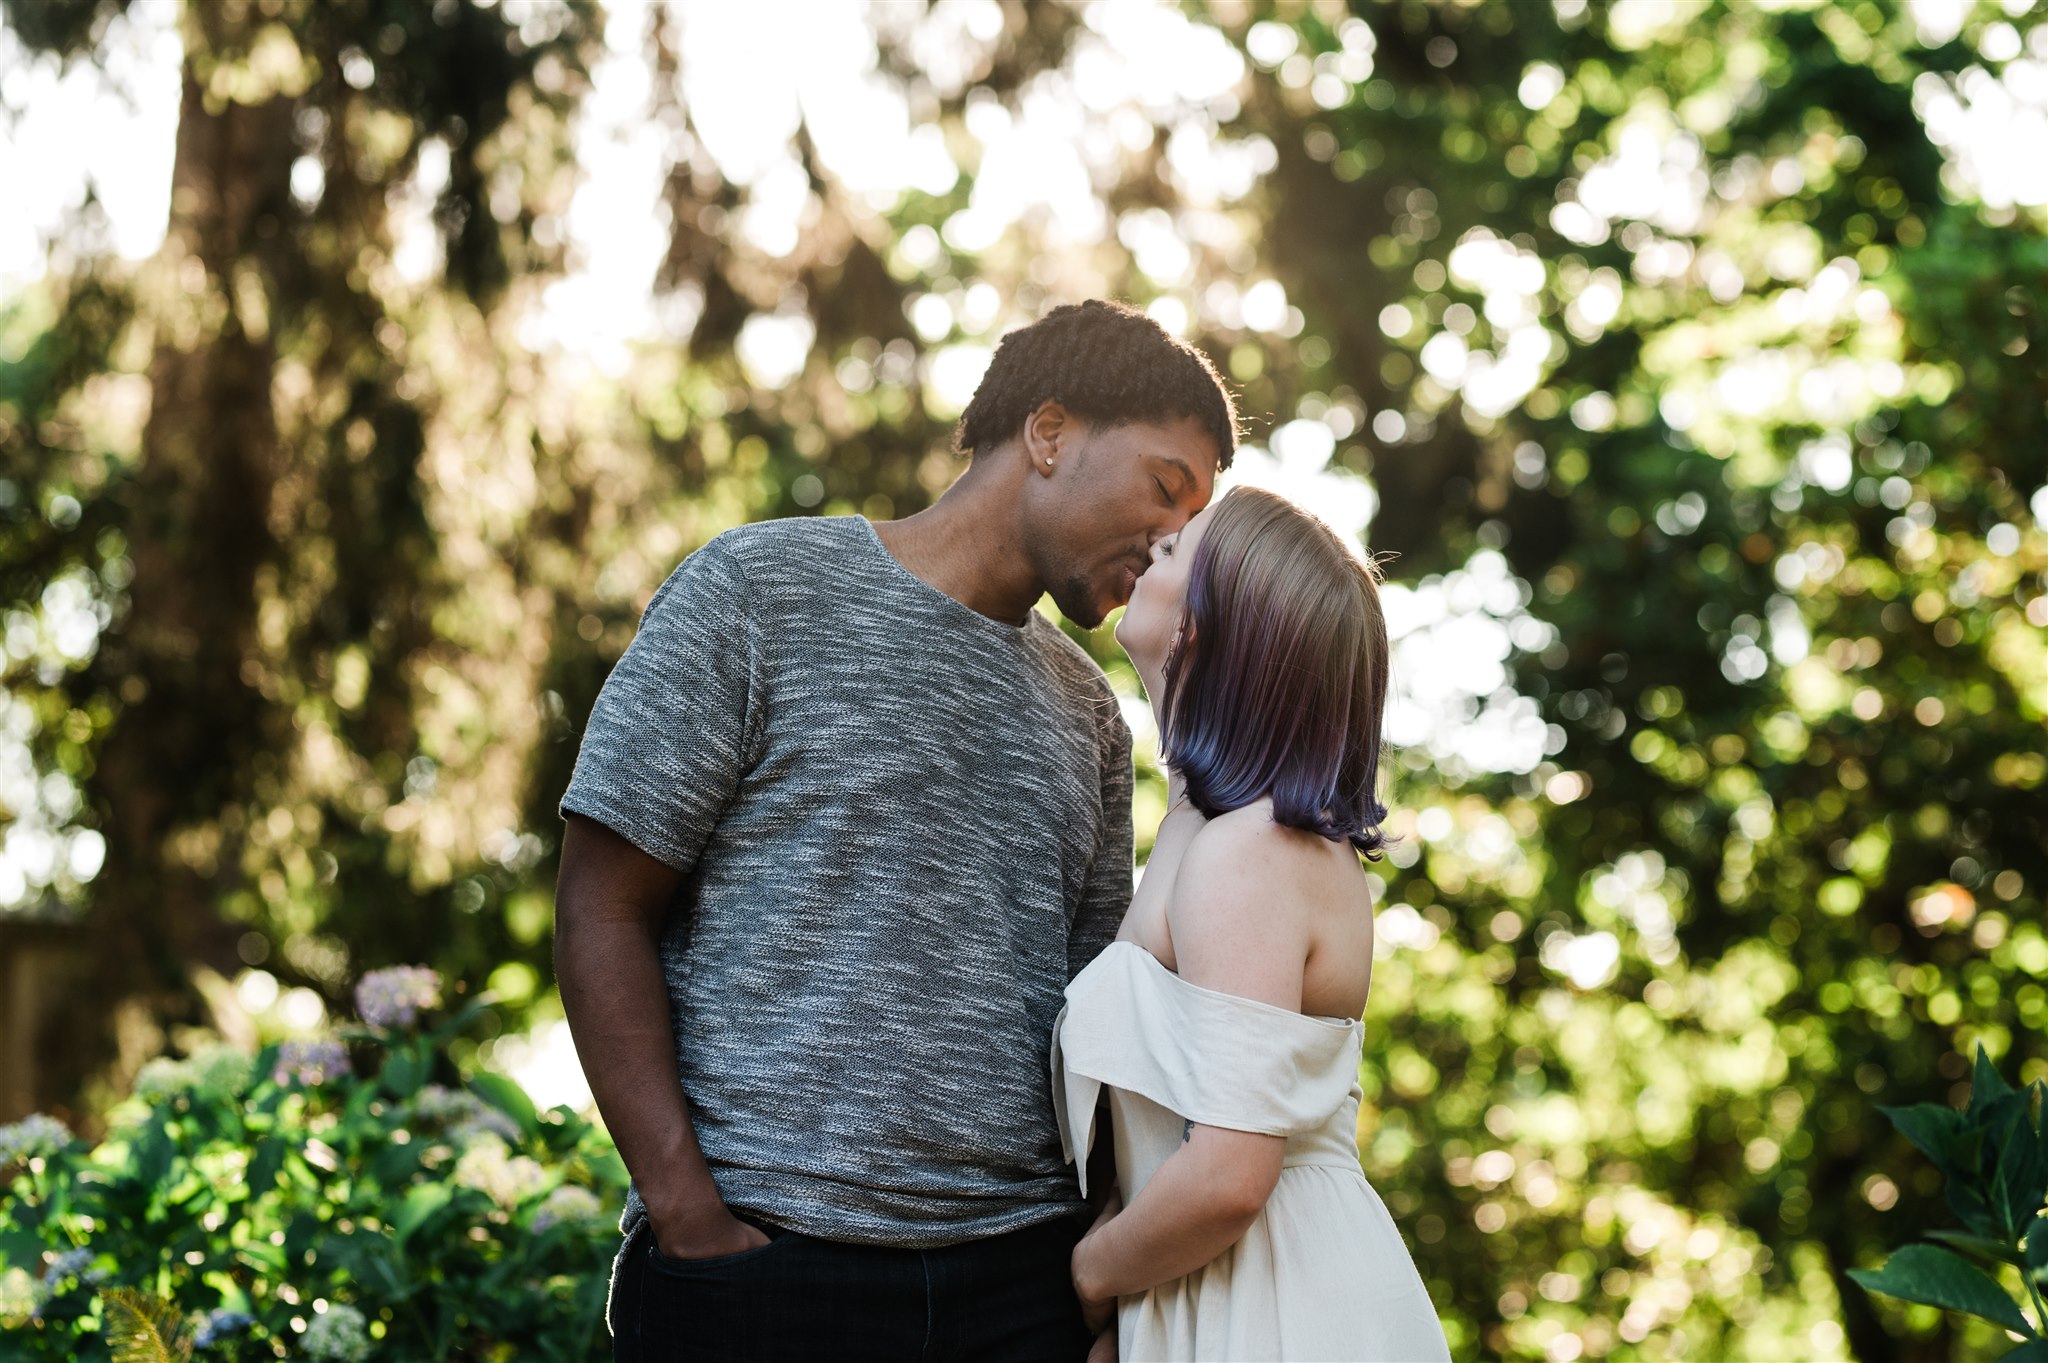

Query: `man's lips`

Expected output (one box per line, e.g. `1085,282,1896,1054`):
1116,553,1149,602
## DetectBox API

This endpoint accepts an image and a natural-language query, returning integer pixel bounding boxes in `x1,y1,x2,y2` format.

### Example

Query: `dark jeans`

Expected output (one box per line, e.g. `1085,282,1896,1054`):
608,1214,1095,1363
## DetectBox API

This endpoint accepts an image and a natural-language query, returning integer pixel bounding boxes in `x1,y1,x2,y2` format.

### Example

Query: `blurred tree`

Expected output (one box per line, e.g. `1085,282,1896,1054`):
1203,4,2048,1361
3,2,2045,1359
565,9,2046,1356
0,0,600,1117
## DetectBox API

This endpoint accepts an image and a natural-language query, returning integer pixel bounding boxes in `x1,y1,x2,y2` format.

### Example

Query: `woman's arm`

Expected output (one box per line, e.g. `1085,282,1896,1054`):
1071,810,1317,1305
1072,1123,1285,1303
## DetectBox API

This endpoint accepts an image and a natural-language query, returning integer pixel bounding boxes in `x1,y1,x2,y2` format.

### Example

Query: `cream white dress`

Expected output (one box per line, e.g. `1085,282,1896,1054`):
1052,941,1449,1363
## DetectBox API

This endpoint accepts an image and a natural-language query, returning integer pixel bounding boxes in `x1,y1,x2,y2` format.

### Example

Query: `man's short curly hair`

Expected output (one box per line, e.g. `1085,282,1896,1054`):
956,300,1238,469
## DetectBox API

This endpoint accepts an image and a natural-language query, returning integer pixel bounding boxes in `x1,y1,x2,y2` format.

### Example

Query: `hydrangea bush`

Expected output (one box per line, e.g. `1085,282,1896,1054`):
0,967,625,1361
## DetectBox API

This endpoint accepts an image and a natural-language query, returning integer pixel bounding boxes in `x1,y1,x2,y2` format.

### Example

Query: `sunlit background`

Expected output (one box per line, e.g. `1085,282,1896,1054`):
3,0,2047,1358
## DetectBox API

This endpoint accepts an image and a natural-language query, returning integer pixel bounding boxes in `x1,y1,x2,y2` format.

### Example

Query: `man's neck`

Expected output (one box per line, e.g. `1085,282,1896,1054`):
871,466,1043,626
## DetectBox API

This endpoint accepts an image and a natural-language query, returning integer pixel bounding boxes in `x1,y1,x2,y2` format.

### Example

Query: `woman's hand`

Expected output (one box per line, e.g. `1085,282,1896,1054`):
1086,1327,1118,1363
1073,1190,1123,1333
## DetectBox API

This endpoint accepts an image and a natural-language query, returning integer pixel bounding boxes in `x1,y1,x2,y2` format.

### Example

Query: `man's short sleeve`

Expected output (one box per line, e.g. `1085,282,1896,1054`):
560,536,764,872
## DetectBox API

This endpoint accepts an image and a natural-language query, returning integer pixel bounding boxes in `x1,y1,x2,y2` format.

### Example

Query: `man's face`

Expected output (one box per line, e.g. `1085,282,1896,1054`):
1030,413,1218,629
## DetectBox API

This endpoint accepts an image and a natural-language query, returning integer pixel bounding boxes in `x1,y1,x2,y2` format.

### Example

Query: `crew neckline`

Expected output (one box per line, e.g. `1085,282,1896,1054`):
852,515,1039,639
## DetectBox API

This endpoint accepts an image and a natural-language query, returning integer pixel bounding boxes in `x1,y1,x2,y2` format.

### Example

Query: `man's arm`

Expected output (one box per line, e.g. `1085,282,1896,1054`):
553,536,769,1260
555,814,767,1260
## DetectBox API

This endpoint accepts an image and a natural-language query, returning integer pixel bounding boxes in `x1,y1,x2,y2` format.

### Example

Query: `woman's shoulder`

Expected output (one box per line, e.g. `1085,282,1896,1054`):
1180,800,1362,899
1167,803,1366,1006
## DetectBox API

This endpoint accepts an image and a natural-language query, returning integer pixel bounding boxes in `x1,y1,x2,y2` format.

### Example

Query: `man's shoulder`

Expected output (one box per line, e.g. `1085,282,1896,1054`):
641,518,868,637
684,517,887,612
707,515,866,572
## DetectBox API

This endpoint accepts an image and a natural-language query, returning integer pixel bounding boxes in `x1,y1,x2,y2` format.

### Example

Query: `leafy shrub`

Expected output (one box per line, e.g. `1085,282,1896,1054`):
1850,1047,2048,1358
0,969,625,1361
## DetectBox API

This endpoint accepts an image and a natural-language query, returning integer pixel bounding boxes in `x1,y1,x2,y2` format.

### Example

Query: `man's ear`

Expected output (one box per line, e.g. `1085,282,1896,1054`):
1022,400,1070,476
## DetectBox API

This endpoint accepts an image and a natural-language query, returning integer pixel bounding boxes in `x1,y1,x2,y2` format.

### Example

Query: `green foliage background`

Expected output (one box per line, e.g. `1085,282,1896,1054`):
3,971,629,1359
2,1,2044,1359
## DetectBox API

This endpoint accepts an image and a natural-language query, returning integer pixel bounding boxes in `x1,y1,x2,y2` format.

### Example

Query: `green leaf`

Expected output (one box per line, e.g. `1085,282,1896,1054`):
281,1209,320,1262
1927,1097,2005,1239
584,1147,628,1191
1849,1245,2035,1336
251,1043,280,1093
2026,1218,2048,1283
393,1181,452,1247
362,1251,407,1298
0,1225,45,1267
381,1044,428,1100
369,1138,425,1188
233,1238,286,1278
1927,1229,2025,1266
1971,1046,2020,1121
1999,1341,2048,1363
467,1072,539,1138
1992,1100,2048,1243
248,1135,287,1192
427,991,501,1047
1883,1103,1971,1176
130,1123,175,1192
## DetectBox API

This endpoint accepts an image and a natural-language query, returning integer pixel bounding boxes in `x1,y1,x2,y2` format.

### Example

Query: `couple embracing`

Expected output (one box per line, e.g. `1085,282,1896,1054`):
555,300,1450,1363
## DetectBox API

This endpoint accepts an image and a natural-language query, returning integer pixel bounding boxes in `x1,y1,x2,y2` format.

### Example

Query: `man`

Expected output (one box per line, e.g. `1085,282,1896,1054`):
555,299,1237,1362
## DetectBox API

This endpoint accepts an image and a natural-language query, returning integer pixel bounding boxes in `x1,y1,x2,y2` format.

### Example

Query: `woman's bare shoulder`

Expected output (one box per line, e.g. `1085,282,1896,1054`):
1167,802,1363,1011
1179,803,1365,902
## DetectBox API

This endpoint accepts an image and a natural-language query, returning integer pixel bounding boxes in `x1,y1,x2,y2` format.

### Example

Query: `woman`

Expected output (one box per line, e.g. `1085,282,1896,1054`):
1053,486,1449,1362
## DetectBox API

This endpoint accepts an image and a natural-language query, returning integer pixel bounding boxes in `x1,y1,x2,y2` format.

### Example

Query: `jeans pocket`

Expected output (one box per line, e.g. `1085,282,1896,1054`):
643,1220,798,1275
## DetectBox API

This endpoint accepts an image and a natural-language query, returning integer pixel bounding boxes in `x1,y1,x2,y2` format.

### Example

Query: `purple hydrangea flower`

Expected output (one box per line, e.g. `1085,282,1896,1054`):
353,965,443,1029
453,1134,547,1209
0,1113,71,1164
194,1307,255,1348
44,1247,92,1283
134,1044,255,1103
531,1184,603,1233
271,1038,351,1087
412,1084,520,1143
300,1303,371,1361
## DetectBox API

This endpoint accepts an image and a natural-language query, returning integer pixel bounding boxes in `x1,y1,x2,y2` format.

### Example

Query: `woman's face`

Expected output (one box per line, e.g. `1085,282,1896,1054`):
1115,501,1216,676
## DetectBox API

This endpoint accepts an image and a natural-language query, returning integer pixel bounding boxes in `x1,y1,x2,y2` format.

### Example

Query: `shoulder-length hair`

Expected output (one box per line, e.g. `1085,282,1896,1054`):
1161,486,1393,855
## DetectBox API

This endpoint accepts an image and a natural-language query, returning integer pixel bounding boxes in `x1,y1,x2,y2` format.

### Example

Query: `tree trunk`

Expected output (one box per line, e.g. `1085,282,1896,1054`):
31,13,297,1121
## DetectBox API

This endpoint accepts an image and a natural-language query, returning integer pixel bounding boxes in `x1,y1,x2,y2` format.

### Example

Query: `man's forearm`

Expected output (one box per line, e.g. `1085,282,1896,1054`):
555,911,724,1225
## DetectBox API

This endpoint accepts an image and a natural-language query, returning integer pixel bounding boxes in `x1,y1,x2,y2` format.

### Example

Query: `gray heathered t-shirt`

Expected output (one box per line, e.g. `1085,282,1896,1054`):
561,514,1134,1248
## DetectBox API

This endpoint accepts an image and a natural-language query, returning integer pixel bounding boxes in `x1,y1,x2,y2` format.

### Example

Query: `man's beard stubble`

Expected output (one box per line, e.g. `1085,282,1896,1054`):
1055,573,1109,630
